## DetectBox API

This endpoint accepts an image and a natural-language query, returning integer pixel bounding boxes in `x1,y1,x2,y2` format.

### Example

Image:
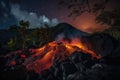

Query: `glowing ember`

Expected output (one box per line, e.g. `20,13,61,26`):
23,38,101,73
20,54,26,59
9,61,16,66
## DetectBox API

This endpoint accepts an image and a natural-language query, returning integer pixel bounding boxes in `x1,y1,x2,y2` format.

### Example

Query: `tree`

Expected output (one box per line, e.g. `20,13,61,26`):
58,0,120,26
96,8,120,26
18,20,30,49
44,24,51,42
9,20,30,49
36,24,52,46
58,0,109,18
31,28,42,46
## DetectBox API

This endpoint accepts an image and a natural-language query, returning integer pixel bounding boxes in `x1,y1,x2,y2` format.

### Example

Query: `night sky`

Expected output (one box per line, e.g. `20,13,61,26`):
0,0,120,33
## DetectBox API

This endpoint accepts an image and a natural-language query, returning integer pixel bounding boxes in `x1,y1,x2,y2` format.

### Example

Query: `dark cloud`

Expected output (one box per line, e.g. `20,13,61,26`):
0,0,59,29
0,0,16,29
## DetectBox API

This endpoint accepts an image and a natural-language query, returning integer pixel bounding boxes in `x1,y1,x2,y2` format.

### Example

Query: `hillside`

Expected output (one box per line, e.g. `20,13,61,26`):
0,23,120,80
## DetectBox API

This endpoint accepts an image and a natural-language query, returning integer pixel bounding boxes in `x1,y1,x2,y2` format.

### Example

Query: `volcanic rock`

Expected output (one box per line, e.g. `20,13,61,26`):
80,33,119,57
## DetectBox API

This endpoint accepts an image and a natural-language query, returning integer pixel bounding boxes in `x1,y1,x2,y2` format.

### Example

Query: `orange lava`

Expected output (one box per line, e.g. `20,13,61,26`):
23,38,101,73
9,61,16,66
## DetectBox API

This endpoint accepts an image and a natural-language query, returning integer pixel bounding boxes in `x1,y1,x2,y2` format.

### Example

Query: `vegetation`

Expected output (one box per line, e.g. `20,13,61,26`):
1,0,120,51
58,0,120,42
58,0,120,26
95,8,120,42
96,8,120,26
102,27,120,42
58,0,109,18
2,21,53,51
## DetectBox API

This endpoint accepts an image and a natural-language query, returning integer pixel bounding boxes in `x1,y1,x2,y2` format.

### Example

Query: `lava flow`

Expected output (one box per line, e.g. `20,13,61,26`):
22,38,101,73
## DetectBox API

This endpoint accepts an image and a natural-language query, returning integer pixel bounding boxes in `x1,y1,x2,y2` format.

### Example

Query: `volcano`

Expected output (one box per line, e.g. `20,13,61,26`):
53,23,88,39
0,23,100,73
0,23,120,80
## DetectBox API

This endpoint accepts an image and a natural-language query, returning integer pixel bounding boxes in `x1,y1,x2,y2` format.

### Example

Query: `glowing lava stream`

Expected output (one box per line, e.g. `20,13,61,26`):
23,38,101,73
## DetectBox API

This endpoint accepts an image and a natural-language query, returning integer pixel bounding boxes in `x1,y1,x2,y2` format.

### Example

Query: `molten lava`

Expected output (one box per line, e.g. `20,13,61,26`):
23,38,101,73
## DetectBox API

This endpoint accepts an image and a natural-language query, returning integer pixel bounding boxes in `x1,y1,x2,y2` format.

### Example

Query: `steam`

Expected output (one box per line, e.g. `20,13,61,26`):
10,4,59,28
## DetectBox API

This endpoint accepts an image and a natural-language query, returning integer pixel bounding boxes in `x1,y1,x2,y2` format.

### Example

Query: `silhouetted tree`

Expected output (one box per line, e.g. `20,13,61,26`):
18,20,30,49
44,24,51,42
31,28,42,46
96,8,120,26
58,0,109,18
